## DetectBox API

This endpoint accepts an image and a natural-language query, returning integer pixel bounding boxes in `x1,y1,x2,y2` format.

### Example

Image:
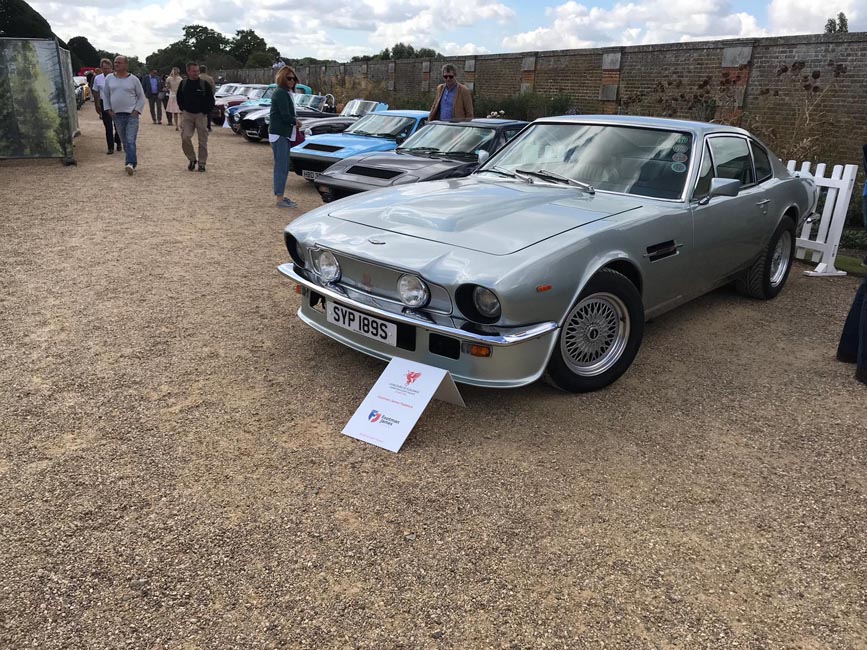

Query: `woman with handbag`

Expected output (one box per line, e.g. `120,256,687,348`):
269,66,302,209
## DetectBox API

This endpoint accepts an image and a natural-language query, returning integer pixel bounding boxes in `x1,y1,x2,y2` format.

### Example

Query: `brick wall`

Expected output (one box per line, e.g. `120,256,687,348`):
220,32,867,170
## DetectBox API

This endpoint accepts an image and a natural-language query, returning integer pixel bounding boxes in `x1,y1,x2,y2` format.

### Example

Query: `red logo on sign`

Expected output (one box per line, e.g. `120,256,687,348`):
405,371,422,385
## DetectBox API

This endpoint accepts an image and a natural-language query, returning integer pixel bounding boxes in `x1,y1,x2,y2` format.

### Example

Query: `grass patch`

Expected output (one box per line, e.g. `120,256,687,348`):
833,255,867,278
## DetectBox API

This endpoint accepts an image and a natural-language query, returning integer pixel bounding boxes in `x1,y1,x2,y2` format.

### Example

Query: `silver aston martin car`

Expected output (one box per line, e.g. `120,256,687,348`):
279,116,817,392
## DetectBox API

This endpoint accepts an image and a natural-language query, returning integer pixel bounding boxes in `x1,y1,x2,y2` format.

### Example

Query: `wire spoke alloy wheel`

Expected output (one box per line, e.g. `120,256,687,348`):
561,292,630,377
770,230,792,288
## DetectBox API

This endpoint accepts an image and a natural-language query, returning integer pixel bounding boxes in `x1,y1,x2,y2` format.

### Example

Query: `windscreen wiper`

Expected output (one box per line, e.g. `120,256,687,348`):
516,168,595,193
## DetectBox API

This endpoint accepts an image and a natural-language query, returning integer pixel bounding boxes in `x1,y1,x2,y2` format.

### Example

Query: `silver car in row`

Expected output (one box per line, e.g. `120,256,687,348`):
279,115,817,392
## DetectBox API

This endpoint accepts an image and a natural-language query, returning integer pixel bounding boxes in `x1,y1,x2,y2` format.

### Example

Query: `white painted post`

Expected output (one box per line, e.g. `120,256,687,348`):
787,160,857,277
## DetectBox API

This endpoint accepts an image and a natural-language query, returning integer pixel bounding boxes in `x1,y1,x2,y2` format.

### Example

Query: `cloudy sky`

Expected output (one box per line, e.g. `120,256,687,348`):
32,0,863,61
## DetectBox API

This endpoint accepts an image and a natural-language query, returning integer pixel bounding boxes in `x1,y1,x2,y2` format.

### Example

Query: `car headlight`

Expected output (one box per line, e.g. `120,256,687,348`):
397,274,430,308
473,286,501,318
312,249,340,282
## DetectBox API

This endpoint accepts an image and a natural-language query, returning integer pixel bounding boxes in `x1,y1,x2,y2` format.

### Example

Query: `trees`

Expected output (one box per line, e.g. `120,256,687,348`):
67,36,100,67
145,26,285,71
229,29,267,65
349,43,444,62
245,51,272,68
824,12,849,33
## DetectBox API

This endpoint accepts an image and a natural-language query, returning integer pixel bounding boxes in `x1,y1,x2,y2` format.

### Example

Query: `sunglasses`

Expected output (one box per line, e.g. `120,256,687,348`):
288,76,297,81
443,74,455,79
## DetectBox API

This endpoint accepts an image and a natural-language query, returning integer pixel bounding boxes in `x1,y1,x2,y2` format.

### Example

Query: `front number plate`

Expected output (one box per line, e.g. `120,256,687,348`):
303,170,320,181
327,301,397,347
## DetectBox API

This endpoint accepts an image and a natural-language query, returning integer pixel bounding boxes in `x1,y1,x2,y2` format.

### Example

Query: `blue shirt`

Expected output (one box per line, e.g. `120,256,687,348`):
439,84,456,121
149,76,158,94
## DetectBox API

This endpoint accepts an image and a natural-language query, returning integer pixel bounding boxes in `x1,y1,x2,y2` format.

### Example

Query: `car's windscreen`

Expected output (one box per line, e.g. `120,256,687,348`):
399,124,496,155
294,94,325,110
340,100,378,117
346,115,416,138
249,88,266,99
480,123,694,200
262,87,275,100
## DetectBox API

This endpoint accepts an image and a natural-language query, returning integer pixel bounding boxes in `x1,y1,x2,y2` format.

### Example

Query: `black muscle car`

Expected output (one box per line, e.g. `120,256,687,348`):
312,118,527,202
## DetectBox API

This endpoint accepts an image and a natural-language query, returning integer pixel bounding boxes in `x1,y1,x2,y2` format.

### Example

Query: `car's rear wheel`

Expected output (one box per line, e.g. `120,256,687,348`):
735,217,795,300
545,268,644,393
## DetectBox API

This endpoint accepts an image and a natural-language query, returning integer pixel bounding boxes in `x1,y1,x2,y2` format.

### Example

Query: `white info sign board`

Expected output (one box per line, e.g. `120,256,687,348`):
342,357,465,453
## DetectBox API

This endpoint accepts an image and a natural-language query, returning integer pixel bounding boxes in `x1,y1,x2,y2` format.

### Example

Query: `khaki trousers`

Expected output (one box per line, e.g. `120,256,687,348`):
181,111,209,164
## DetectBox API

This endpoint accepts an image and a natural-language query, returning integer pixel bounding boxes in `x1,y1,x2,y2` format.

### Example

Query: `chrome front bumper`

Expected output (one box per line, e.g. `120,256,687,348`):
278,263,560,388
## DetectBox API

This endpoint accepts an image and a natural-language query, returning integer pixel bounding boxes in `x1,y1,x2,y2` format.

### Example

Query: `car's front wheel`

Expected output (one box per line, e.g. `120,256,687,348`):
735,216,795,300
545,268,644,393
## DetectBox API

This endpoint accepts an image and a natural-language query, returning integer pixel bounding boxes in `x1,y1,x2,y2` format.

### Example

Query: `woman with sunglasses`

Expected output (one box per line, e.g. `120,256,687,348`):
270,66,301,208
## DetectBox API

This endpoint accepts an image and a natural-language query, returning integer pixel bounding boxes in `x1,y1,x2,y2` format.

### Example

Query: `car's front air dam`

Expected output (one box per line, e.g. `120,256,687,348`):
278,263,559,389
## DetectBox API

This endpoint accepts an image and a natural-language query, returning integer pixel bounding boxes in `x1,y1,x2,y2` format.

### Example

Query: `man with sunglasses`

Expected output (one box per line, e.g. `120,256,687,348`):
429,63,473,121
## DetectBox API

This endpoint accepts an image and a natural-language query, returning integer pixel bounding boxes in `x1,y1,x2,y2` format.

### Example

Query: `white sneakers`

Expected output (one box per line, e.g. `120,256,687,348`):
125,164,134,176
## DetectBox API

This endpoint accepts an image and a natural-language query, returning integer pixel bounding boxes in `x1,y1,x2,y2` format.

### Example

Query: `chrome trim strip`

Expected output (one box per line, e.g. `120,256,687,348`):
278,263,558,346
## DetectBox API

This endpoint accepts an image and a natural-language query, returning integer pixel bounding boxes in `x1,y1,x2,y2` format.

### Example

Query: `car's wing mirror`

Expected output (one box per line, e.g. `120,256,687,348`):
477,150,490,164
709,177,740,198
698,178,741,205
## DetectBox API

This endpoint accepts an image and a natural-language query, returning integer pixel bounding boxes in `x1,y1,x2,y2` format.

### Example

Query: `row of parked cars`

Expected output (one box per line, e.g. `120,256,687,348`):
213,81,529,207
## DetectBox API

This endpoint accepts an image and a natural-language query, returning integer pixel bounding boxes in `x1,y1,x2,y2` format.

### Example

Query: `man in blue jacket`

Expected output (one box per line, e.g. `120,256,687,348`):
143,69,163,124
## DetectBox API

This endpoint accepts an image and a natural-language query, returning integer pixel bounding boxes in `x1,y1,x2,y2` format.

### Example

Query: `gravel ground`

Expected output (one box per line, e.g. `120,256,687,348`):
1,108,866,650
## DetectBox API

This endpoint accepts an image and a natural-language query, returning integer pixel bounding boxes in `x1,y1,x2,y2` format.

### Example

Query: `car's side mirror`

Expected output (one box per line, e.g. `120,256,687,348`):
698,178,740,205
709,177,740,198
477,150,490,164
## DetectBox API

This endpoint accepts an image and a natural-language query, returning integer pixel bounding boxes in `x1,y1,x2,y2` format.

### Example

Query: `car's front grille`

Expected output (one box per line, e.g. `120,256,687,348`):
346,166,402,180
304,143,343,153
320,252,452,315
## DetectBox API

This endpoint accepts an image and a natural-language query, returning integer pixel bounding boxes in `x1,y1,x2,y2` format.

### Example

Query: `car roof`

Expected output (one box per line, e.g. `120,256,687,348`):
535,114,751,137
366,110,429,118
429,118,528,127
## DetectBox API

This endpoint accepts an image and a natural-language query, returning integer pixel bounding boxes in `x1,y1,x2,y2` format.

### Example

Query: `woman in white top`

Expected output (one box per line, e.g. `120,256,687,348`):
165,67,182,131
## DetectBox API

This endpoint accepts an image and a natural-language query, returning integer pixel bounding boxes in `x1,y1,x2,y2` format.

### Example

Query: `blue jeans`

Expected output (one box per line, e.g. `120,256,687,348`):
837,276,867,375
271,136,292,197
113,113,139,167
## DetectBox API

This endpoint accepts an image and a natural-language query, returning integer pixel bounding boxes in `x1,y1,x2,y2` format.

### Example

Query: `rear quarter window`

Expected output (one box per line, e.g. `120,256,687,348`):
751,142,773,183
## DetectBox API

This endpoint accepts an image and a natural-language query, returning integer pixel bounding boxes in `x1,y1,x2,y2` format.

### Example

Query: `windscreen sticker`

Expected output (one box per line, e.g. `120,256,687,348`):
672,144,689,153
671,162,687,173
676,136,690,145
672,153,688,163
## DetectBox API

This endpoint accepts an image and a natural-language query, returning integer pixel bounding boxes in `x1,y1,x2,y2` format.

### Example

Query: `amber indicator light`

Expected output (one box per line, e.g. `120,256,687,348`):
536,284,553,292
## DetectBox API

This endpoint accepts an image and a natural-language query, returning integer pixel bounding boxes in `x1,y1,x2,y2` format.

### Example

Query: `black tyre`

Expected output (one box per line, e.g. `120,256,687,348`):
735,217,795,300
545,268,644,393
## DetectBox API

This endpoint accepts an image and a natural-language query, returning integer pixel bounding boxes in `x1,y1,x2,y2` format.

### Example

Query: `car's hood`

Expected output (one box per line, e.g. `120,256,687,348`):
216,95,248,106
325,177,642,255
243,107,270,121
327,151,470,182
301,116,358,130
298,133,397,157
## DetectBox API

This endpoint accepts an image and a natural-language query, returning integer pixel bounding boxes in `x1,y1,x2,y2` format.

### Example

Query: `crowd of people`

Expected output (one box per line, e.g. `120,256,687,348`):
90,56,214,175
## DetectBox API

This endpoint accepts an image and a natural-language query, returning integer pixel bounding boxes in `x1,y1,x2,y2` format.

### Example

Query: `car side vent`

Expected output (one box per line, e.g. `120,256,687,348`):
645,240,680,262
347,166,402,179
305,143,343,153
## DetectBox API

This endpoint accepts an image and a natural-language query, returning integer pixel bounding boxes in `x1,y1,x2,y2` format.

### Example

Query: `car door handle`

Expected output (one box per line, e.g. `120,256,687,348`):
755,199,770,206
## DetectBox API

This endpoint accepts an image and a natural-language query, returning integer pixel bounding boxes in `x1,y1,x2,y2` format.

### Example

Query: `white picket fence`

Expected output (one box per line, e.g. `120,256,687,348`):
787,160,858,277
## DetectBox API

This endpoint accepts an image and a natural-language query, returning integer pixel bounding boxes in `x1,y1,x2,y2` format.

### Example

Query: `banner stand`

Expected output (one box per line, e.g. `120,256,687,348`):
342,358,465,453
